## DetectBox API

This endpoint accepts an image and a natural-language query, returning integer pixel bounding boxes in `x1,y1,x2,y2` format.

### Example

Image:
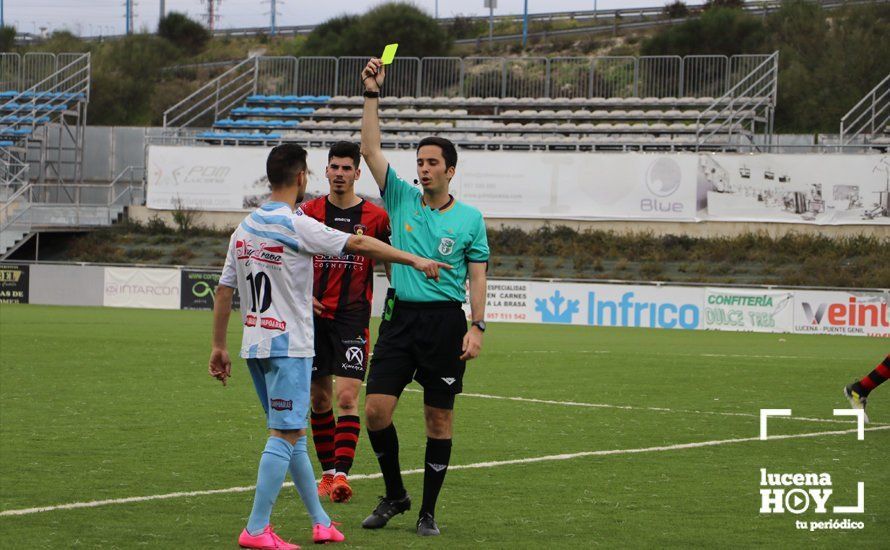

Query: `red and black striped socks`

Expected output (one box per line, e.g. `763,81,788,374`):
310,409,336,473
334,414,361,475
310,410,361,476
853,355,890,397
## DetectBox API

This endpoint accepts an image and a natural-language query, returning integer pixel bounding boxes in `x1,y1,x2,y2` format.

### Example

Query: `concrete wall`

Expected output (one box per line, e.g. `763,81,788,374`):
129,206,890,239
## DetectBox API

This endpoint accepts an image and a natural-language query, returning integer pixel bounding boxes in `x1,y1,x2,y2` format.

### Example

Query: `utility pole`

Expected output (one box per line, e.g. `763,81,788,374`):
159,0,165,22
124,0,134,34
266,0,280,36
435,0,438,19
203,0,221,32
522,0,528,49
1,0,4,29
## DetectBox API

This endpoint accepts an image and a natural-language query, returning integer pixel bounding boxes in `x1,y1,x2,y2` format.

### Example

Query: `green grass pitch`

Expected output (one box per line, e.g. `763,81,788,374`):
1,304,888,548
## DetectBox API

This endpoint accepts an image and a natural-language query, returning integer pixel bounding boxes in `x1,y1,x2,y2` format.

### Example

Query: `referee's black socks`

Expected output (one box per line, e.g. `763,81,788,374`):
368,423,406,500
421,437,452,517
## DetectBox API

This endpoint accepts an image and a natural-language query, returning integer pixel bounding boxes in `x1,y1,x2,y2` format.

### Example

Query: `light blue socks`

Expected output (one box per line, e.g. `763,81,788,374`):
288,435,331,526
246,437,294,535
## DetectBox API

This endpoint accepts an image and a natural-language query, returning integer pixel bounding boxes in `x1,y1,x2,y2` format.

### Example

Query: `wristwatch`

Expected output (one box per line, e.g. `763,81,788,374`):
471,320,486,332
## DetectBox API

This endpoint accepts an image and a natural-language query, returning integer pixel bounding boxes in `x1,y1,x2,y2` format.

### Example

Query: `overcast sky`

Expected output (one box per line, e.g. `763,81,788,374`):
5,0,708,36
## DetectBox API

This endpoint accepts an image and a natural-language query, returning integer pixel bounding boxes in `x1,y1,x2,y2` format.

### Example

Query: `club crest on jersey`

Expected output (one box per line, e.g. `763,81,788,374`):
354,224,367,235
438,237,455,256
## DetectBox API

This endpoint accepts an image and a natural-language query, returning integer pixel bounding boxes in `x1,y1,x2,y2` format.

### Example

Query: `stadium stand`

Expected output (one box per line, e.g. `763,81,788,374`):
162,54,778,153
0,52,91,185
0,53,141,258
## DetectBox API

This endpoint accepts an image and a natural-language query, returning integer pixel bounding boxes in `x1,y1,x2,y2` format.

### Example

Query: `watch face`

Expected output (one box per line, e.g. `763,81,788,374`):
474,321,486,331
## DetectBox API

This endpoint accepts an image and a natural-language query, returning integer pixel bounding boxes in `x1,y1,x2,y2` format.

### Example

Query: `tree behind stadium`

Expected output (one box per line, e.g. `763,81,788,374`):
302,2,451,57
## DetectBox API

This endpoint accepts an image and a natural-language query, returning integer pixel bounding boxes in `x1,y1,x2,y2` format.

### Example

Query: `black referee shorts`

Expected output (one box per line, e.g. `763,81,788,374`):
366,298,467,410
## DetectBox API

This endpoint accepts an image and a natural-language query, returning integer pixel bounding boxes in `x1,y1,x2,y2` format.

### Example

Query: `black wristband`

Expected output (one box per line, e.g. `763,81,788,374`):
363,90,380,98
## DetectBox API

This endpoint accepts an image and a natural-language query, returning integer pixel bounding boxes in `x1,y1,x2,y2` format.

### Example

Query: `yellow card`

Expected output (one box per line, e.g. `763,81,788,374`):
381,43,399,65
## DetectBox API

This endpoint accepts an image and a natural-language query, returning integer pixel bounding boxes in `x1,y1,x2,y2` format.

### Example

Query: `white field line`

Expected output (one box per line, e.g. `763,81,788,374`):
376,350,849,361
400,388,889,426
1,425,888,518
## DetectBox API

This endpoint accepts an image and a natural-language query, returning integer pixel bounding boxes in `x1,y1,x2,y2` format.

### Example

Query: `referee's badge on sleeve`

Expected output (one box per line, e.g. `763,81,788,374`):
438,237,455,256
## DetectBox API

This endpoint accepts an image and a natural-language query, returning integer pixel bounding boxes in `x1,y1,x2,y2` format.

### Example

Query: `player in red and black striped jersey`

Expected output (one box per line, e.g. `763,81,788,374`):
299,141,391,504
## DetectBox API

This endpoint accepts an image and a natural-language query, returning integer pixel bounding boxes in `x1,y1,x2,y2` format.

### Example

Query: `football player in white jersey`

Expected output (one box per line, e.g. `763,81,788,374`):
208,144,448,550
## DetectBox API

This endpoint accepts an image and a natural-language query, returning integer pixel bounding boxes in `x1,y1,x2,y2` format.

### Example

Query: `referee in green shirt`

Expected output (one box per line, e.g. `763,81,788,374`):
358,57,489,537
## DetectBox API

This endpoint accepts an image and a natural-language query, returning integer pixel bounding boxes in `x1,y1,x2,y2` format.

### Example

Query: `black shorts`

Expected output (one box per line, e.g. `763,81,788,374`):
312,315,370,381
366,299,467,409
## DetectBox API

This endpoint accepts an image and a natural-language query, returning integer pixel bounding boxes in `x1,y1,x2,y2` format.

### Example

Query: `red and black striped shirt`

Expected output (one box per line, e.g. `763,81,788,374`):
299,196,390,321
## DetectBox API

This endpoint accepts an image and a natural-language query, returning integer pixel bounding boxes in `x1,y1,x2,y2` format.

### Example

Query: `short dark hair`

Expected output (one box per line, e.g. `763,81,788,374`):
328,141,360,168
266,144,307,188
417,136,457,170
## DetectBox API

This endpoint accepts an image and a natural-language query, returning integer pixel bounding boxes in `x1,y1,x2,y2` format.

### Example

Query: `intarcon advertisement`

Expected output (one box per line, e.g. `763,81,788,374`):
103,267,181,310
147,146,889,225
180,269,241,311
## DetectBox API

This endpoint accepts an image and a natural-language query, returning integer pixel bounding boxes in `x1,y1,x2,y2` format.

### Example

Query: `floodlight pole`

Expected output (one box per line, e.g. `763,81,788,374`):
522,0,528,49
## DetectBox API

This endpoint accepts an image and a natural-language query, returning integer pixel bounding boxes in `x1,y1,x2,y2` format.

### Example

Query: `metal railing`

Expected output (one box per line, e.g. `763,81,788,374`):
197,0,883,39
0,148,30,189
162,56,258,128
0,181,33,238
695,52,779,150
0,165,144,235
0,53,91,124
0,52,92,94
840,72,890,147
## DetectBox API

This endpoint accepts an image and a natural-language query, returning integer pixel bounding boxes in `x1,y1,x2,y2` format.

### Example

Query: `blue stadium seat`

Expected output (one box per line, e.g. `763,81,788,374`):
0,140,14,147
0,127,33,137
197,131,282,141
0,115,51,124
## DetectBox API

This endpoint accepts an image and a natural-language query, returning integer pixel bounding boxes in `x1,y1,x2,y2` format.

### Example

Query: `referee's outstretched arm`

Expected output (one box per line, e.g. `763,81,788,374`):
359,57,389,191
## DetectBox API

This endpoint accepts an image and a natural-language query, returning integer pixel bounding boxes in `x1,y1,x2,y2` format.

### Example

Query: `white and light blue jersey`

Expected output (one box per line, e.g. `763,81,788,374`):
219,201,350,358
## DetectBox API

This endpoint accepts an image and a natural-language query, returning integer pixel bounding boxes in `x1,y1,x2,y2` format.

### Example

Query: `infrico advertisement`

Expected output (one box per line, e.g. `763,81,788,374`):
465,280,888,337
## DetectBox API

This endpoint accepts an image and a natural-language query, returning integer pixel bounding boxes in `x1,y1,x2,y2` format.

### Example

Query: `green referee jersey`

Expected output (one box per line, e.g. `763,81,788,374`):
382,165,489,302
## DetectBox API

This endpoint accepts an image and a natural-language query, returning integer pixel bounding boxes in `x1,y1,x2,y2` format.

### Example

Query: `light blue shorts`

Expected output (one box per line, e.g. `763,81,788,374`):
246,357,313,430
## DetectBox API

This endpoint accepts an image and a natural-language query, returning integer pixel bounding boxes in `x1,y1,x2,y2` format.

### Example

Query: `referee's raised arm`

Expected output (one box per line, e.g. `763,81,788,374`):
360,57,389,192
